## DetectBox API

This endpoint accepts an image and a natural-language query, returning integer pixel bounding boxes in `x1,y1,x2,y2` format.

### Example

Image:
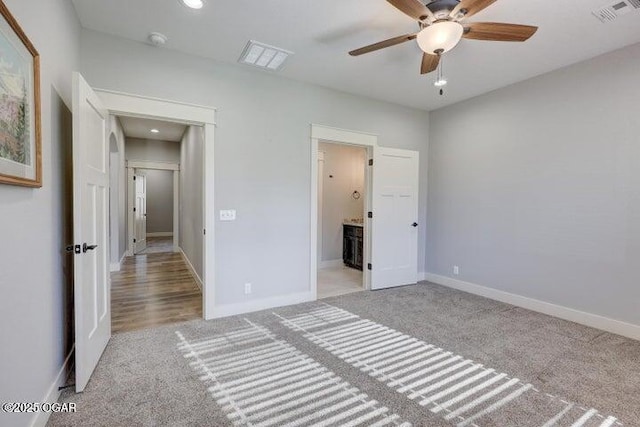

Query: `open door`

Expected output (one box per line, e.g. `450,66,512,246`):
72,72,111,392
134,174,147,253
370,147,419,290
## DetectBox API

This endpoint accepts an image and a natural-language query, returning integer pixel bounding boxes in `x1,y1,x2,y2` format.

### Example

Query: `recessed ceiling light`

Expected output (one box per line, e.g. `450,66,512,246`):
150,129,160,134
238,40,293,71
180,0,204,9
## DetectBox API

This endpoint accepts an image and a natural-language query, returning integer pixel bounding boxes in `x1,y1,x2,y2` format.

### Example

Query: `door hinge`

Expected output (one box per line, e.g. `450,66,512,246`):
133,207,136,212
367,212,373,218
203,228,206,235
368,159,373,166
133,176,136,181
367,263,372,270
133,238,136,243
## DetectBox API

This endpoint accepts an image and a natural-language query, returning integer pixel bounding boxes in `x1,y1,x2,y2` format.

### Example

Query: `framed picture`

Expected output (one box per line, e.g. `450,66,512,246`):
0,1,41,187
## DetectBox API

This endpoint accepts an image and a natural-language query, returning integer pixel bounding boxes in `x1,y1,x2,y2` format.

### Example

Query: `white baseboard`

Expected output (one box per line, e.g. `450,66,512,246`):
418,271,427,281
319,259,344,269
30,347,74,427
109,252,127,272
178,247,203,290
213,291,315,318
147,232,173,237
424,273,640,341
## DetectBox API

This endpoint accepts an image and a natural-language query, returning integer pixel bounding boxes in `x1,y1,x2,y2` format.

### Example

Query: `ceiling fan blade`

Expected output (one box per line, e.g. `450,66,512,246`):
463,22,538,41
421,53,440,74
451,0,497,19
387,0,434,21
349,33,417,56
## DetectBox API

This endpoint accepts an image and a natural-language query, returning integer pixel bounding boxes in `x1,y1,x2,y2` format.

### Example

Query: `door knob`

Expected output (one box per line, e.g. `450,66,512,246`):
82,243,98,253
412,222,418,227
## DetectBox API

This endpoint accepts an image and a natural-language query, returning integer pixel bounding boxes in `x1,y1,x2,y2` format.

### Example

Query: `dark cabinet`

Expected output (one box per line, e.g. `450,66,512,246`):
343,224,363,270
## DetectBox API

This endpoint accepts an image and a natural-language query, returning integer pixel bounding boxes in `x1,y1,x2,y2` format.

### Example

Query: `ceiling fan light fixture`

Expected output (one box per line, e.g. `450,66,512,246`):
434,78,447,87
180,0,204,9
417,21,464,55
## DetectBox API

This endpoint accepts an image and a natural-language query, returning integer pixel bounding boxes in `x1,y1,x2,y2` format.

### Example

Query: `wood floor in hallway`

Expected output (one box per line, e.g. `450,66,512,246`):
111,251,202,333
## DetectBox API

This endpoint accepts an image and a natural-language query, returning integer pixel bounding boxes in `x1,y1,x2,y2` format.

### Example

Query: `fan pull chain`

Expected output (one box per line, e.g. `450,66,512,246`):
436,56,445,96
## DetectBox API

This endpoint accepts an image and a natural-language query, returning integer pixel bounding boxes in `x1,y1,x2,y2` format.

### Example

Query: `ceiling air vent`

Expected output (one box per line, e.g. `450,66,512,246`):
592,0,640,22
238,40,293,71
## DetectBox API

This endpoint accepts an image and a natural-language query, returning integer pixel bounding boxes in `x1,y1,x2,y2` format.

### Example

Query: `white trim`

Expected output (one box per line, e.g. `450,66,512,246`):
203,123,216,319
29,347,74,427
110,249,126,272
146,232,173,237
319,259,344,269
317,152,324,266
178,247,203,291
310,124,375,302
311,124,378,146
418,271,428,281
173,170,180,253
424,273,640,341
126,160,179,171
213,291,314,318
100,89,214,320
95,89,216,125
127,167,134,256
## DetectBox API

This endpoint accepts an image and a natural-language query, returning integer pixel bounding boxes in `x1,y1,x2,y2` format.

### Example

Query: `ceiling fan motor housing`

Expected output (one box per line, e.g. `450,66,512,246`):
426,0,461,18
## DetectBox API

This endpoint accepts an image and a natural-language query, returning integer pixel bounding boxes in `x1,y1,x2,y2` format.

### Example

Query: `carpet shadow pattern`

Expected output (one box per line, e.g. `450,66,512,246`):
176,320,410,426
47,283,639,427
275,304,621,427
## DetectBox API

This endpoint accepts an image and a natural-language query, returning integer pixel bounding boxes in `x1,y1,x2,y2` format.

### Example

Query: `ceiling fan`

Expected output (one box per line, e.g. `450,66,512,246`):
349,0,538,75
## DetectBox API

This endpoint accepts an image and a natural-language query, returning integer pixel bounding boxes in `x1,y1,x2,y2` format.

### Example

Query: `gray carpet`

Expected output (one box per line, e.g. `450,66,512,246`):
48,282,640,426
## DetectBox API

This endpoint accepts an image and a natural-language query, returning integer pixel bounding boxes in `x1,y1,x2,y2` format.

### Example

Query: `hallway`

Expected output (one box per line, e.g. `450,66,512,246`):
111,251,202,333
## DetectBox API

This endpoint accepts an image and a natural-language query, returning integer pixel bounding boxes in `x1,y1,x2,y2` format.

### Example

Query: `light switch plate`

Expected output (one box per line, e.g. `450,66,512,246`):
220,209,236,221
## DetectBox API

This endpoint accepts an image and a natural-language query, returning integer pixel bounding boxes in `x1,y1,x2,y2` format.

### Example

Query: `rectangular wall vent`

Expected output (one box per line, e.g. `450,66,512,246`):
592,0,639,22
238,40,293,71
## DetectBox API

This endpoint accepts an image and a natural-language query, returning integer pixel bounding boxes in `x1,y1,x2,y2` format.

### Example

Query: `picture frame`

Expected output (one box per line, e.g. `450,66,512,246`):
0,0,41,187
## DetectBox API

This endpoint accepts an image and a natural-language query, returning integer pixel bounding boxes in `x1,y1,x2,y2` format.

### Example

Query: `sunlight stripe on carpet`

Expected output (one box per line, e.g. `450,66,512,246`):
276,303,624,427
176,321,410,426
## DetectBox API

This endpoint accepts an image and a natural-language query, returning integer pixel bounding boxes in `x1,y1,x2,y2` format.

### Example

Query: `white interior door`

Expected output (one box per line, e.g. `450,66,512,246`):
72,72,111,392
134,174,147,253
370,147,419,290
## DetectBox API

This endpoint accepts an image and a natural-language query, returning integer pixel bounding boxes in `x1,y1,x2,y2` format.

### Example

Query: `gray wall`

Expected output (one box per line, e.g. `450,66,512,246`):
427,42,640,327
145,169,174,234
180,126,204,278
125,137,180,163
80,30,430,308
319,142,366,262
0,1,80,426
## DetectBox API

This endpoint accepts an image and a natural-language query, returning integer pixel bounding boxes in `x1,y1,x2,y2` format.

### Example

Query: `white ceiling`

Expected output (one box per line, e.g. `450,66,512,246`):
119,116,186,142
72,0,640,111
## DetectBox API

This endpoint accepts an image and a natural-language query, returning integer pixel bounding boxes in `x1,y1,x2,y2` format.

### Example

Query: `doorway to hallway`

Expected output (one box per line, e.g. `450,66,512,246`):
110,116,205,333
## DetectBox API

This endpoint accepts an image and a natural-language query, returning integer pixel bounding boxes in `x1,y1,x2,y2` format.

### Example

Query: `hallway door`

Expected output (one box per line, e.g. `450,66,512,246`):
72,72,111,392
134,174,147,253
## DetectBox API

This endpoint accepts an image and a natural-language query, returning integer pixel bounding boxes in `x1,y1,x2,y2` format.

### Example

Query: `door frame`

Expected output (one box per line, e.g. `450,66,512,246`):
126,161,180,255
310,124,377,300
97,88,216,320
